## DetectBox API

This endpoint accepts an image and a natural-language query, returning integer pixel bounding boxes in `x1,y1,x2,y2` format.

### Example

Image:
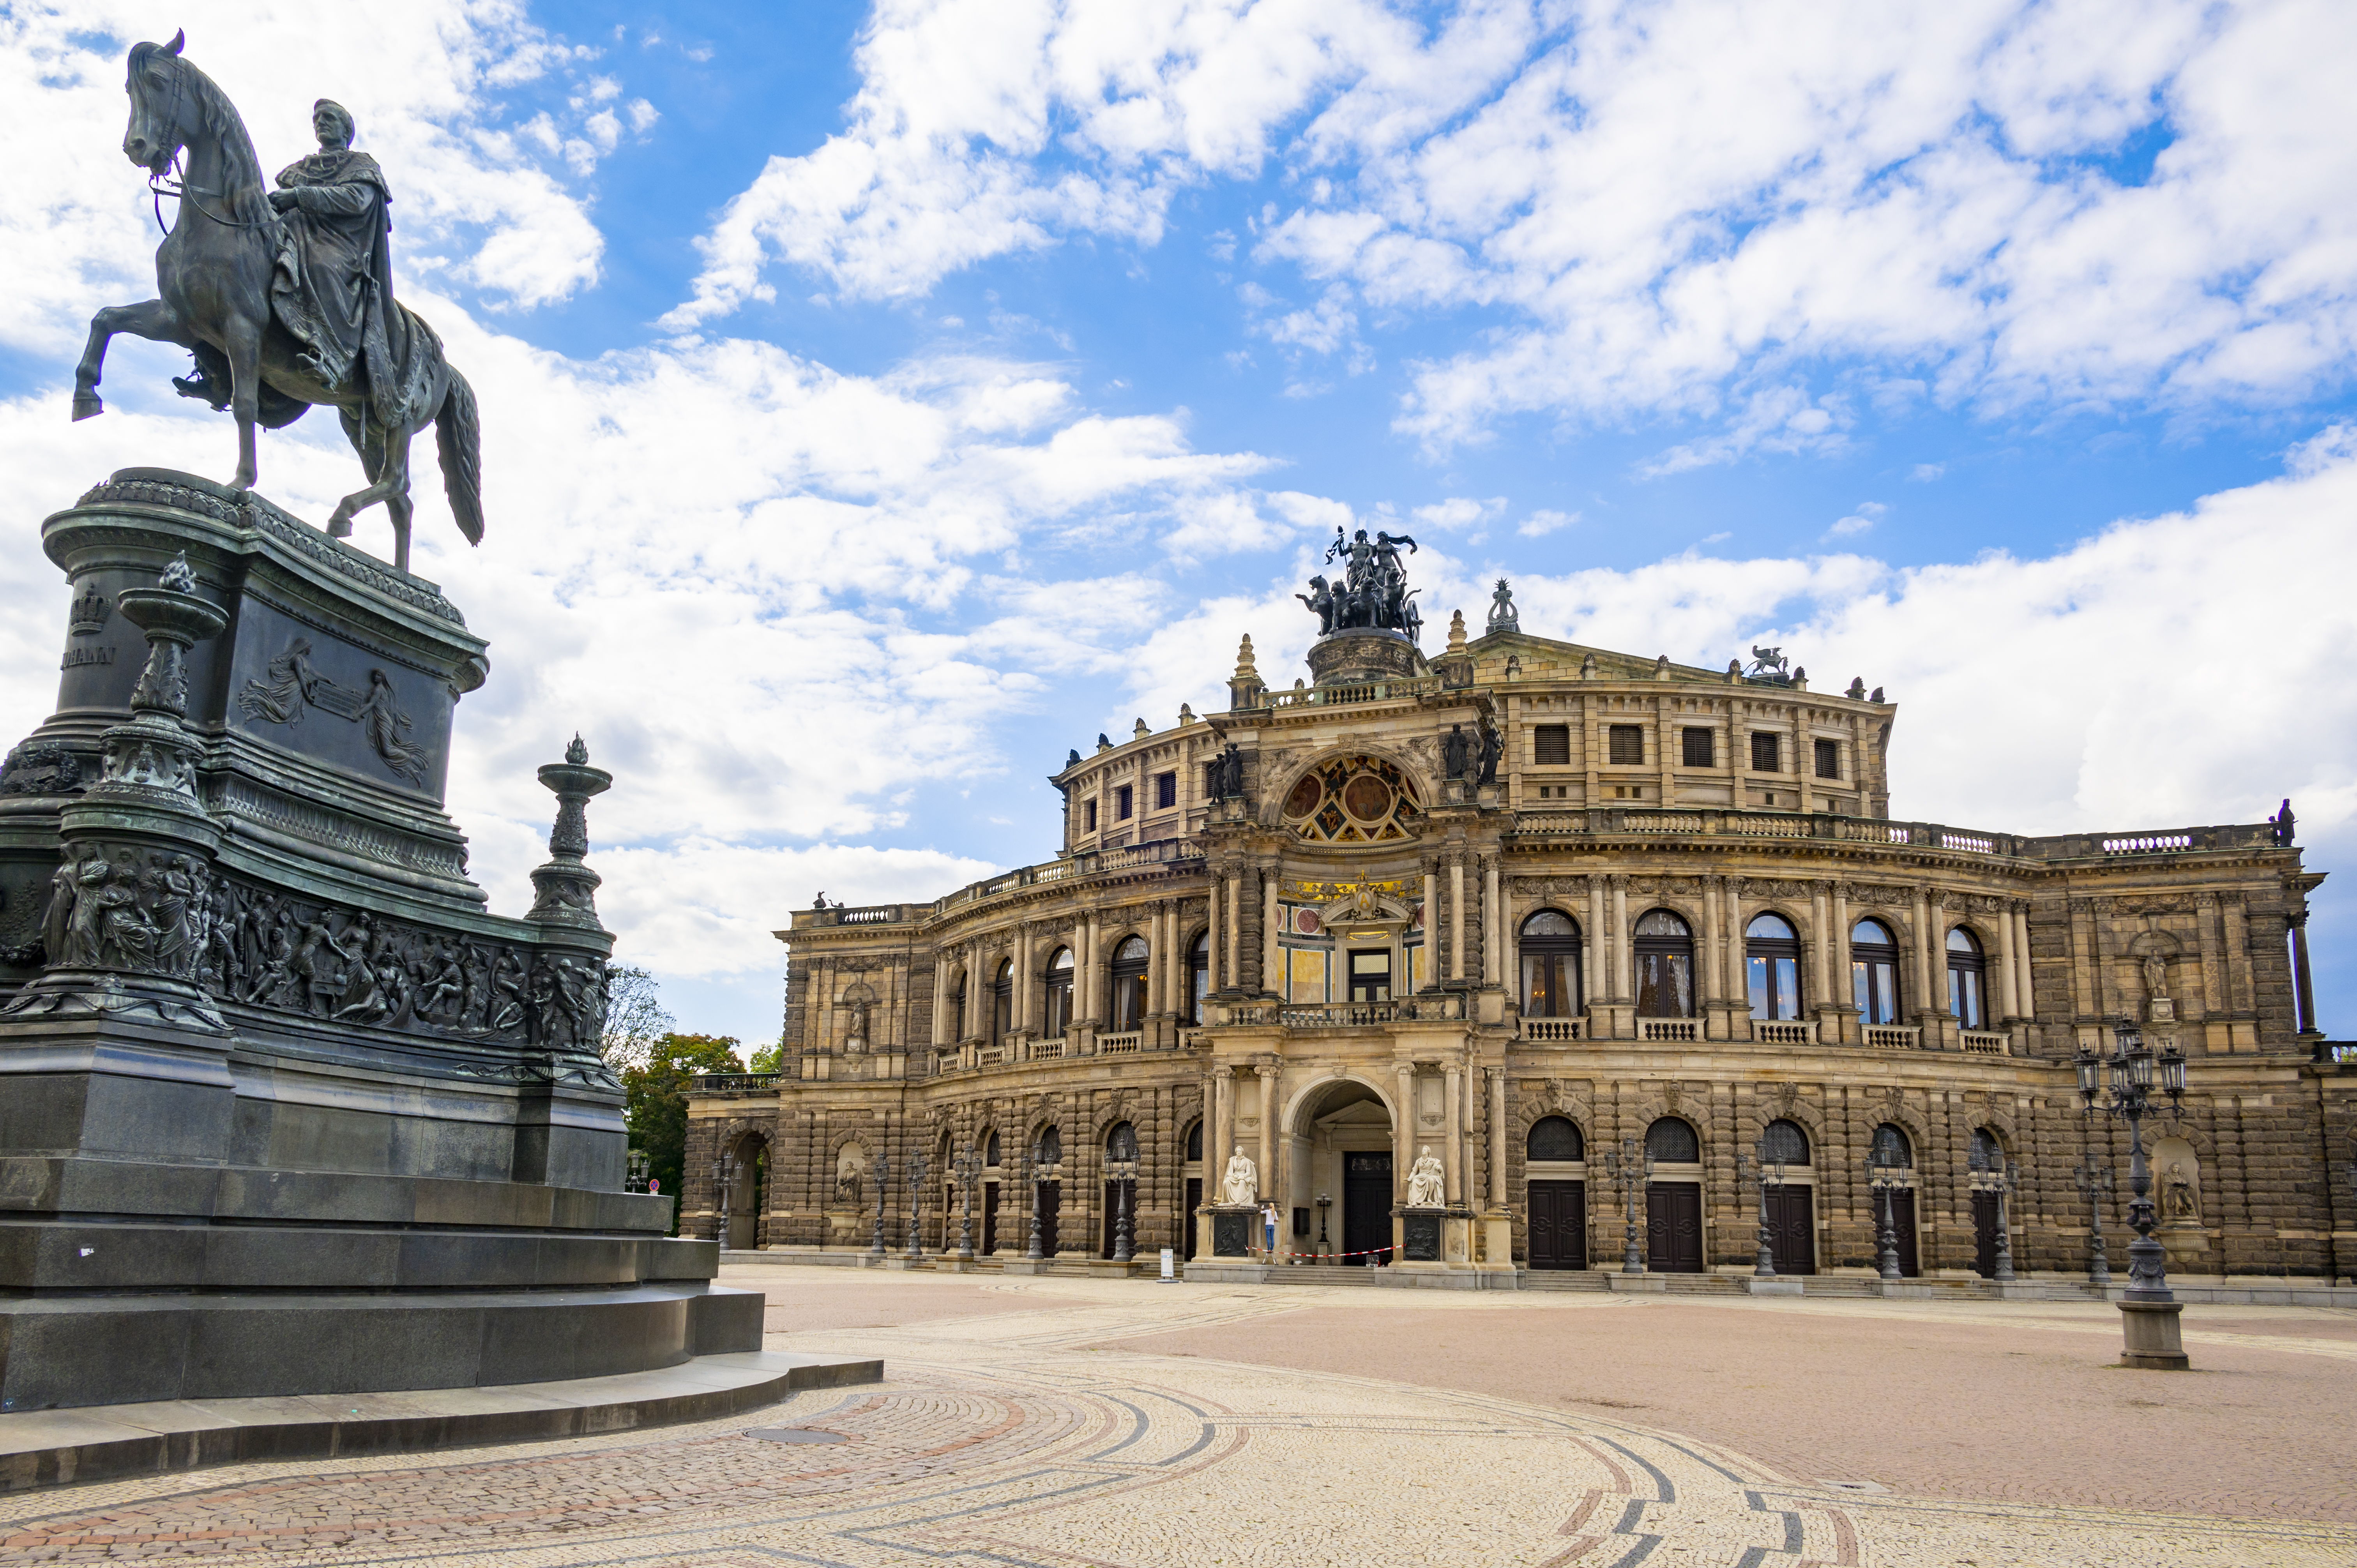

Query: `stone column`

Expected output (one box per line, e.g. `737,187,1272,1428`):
1014,923,1032,1032
1258,1062,1281,1208
2292,909,2319,1035
2195,893,2224,1029
1449,855,1467,982
932,954,949,1046
1724,878,1746,1013
1081,909,1099,1023
1442,1063,1463,1204
1210,1066,1232,1191
1832,885,1853,1034
1995,906,2020,1021
1910,888,1933,1020
1422,861,1440,987
1809,883,1831,1009
1701,874,1723,1008
1489,1067,1508,1208
1611,876,1630,1001
1484,858,1502,987
1585,876,1605,1009
1235,867,1254,990
1393,1063,1416,1206
2012,904,2035,1024
1262,868,1281,997
1206,868,1224,992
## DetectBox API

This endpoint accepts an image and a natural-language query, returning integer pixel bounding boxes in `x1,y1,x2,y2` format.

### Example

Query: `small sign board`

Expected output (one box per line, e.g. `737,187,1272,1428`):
1159,1247,1175,1281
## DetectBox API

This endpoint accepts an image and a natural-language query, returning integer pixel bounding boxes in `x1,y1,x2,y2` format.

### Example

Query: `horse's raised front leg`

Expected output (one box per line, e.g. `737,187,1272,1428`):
329,421,417,572
72,299,191,421
221,310,264,492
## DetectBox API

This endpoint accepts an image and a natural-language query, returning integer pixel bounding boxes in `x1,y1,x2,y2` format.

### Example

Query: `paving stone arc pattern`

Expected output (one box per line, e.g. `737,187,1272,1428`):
0,1285,2352,1566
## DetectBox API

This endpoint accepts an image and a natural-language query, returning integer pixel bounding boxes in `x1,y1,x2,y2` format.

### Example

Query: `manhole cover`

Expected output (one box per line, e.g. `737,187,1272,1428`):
747,1428,848,1445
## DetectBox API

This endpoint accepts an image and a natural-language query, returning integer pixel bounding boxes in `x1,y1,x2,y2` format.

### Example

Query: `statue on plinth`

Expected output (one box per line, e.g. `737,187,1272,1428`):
1219,1145,1259,1205
1406,1146,1446,1208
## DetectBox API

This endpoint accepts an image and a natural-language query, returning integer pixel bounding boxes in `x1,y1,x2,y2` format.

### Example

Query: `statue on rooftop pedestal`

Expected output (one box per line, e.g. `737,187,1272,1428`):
1302,526,1423,642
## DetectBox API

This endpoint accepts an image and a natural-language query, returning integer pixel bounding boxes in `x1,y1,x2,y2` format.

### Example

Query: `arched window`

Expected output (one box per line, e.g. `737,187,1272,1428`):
1109,935,1150,1032
1106,1120,1138,1162
1851,919,1901,1025
1645,1116,1700,1164
1520,910,1583,1018
1042,947,1075,1037
1186,931,1210,1023
991,959,1013,1045
1969,1127,2005,1171
1746,913,1803,1021
1633,910,1695,1018
1035,1125,1062,1168
1869,1123,1912,1169
1760,1118,1809,1166
985,1130,1001,1168
1527,1115,1584,1162
1947,927,1988,1029
950,969,968,1040
1184,1120,1203,1163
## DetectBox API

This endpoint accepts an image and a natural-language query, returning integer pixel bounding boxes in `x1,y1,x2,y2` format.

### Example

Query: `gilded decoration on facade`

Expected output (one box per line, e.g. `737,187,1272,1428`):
1283,755,1420,843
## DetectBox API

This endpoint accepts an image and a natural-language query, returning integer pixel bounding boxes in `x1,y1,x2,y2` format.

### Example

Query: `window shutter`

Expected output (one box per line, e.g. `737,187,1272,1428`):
1608,725,1644,765
1533,724,1571,765
1682,727,1714,768
1814,738,1839,780
1750,731,1780,773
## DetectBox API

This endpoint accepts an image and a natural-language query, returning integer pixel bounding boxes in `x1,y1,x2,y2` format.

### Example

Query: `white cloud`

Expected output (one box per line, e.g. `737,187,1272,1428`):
666,0,2357,457
1518,508,1577,537
1910,463,1946,482
1824,500,1888,539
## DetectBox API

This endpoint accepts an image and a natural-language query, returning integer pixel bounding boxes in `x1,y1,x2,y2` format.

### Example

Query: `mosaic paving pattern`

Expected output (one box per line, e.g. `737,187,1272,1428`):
0,1286,2349,1566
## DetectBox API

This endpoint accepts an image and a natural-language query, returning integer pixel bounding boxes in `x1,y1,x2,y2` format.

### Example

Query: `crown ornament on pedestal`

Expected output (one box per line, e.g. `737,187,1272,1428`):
68,586,111,636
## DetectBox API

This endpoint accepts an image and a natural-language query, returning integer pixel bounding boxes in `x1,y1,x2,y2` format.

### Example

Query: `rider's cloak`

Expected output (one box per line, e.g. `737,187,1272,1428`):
269,147,438,433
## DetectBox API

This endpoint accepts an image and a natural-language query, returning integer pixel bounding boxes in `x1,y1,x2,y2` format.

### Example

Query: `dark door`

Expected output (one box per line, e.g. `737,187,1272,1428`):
982,1181,999,1255
1972,1190,2001,1278
1765,1186,1815,1276
1101,1180,1135,1258
1527,1180,1588,1269
1646,1182,1704,1272
1343,1151,1392,1264
1039,1180,1061,1256
1889,1188,1920,1277
1183,1177,1200,1260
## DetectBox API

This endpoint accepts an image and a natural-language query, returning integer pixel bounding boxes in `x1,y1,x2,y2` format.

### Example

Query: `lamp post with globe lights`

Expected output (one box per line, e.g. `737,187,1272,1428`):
2078,1020,2189,1368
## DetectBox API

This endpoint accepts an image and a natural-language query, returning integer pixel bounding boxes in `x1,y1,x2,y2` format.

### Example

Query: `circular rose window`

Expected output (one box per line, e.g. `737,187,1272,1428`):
1283,756,1421,844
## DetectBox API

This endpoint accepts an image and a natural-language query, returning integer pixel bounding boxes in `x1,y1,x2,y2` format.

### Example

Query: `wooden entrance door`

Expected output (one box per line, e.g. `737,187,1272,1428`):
1888,1188,1919,1277
1646,1182,1703,1271
1765,1186,1815,1275
1038,1180,1061,1256
1101,1180,1135,1258
981,1181,999,1255
1343,1151,1392,1264
1527,1180,1587,1269
1972,1190,2001,1277
1183,1177,1200,1259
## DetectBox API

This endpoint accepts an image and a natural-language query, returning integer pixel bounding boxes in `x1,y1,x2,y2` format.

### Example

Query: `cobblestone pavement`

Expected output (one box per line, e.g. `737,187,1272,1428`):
0,1271,2350,1566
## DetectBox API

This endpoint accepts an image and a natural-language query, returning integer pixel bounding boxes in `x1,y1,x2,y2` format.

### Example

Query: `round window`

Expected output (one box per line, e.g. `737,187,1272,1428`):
1341,774,1392,821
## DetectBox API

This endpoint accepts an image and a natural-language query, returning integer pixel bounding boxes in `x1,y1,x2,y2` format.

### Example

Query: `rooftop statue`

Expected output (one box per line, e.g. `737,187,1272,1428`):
1300,526,1422,642
71,32,483,575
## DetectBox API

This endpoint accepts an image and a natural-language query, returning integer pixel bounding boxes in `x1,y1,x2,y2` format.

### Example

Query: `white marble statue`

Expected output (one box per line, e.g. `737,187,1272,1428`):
1219,1145,1259,1205
1406,1146,1446,1208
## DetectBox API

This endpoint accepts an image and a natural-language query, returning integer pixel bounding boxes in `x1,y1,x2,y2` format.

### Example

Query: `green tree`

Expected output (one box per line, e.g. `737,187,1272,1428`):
747,1037,783,1073
622,1032,741,1232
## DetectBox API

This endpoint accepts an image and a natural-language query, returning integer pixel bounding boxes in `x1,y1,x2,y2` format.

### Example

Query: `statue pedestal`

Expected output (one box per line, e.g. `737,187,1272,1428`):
2119,1300,2190,1370
1208,1205,1260,1259
0,472,753,1412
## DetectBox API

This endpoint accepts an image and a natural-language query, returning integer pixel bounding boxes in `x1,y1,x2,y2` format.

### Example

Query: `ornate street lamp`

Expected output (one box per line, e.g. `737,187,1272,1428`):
1027,1133,1058,1261
1602,1137,1654,1273
953,1141,981,1263
710,1147,737,1245
1316,1192,1332,1262
1967,1144,2016,1283
1866,1141,1905,1282
2072,1154,2115,1287
2077,1020,2189,1368
625,1148,649,1194
1737,1139,1786,1278
905,1149,928,1262
1106,1123,1140,1266
869,1150,888,1258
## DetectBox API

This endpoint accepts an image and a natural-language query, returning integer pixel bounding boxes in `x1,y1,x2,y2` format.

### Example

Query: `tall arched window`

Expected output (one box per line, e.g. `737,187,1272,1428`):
1527,1115,1584,1162
948,970,967,1041
1634,910,1695,1017
1970,1127,2005,1171
990,959,1012,1045
985,1130,1002,1167
1035,1125,1063,1167
1746,913,1803,1020
1520,910,1583,1017
1042,947,1075,1037
1870,1123,1911,1167
1184,1120,1203,1162
1109,936,1150,1031
1186,931,1210,1022
1852,919,1901,1024
1947,927,1988,1028
1106,1120,1139,1161
1646,1116,1700,1163
1760,1118,1809,1165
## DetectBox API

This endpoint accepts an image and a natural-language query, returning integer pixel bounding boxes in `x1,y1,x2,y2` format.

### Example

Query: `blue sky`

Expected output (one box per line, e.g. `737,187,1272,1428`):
5,0,2356,1045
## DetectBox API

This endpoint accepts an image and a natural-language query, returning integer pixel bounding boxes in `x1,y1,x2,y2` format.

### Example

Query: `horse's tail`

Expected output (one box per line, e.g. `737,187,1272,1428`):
435,366,484,546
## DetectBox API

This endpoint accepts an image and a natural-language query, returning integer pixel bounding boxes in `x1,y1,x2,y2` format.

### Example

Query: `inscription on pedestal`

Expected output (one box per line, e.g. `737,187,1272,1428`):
1403,1211,1442,1262
1213,1211,1253,1257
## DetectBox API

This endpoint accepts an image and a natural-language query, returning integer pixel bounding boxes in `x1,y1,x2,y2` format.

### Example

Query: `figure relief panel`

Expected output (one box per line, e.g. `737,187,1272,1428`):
1282,754,1423,844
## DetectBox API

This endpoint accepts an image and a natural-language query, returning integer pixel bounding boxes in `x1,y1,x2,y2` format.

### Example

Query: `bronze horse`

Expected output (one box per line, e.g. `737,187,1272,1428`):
72,32,482,574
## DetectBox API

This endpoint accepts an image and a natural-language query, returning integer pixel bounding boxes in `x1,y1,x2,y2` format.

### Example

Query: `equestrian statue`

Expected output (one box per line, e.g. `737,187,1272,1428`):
72,32,482,575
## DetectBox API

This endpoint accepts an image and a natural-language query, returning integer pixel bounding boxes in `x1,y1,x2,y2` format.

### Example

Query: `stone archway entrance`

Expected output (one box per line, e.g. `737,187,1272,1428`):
1294,1079,1395,1265
725,1132,769,1250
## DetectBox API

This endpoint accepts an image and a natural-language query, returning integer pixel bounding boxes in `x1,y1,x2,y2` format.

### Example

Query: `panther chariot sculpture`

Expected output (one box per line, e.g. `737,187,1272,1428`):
1297,525,1423,643
71,30,483,576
